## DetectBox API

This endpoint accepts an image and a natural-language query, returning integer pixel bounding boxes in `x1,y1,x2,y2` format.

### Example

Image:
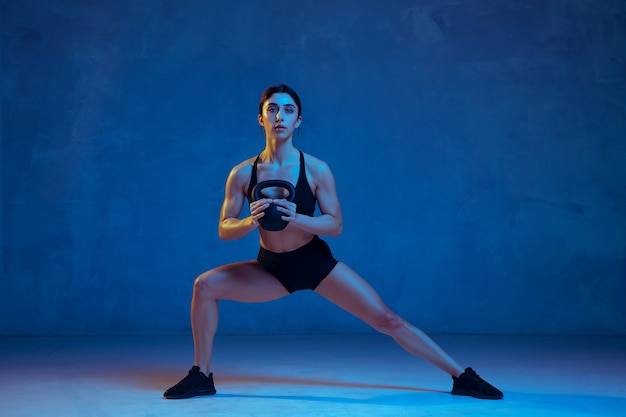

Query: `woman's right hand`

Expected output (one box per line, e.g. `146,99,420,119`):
250,198,271,226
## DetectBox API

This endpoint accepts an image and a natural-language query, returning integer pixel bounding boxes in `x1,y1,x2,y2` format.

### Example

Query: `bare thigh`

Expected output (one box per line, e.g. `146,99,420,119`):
196,260,290,303
314,262,390,324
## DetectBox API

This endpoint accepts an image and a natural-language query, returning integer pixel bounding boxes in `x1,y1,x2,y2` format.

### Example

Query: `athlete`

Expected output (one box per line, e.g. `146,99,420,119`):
163,84,503,400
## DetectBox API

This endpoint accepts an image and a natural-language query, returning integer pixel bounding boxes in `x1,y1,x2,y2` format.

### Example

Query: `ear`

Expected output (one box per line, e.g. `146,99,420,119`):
295,116,302,128
258,114,263,126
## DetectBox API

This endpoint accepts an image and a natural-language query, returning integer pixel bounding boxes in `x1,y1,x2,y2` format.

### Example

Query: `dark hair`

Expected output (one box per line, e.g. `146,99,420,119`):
258,84,302,117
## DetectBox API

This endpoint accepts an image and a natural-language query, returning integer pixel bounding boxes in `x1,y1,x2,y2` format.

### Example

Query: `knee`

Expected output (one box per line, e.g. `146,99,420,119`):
193,270,221,299
371,309,404,335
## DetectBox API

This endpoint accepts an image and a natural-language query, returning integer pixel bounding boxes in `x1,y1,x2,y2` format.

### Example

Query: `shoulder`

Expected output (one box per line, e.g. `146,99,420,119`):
302,152,333,177
226,155,258,191
229,155,257,178
301,152,336,192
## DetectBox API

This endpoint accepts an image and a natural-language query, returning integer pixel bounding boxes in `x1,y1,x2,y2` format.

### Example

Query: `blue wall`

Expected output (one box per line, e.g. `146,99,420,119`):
2,1,625,335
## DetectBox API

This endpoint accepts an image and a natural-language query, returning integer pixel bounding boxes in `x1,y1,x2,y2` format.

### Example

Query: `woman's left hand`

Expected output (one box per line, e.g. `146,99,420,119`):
274,199,298,224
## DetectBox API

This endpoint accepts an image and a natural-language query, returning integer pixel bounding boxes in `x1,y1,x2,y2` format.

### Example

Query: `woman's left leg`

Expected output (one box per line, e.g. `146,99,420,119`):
315,262,464,378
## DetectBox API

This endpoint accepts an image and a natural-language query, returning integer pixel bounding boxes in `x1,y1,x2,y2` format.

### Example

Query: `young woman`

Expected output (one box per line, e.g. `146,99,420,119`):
164,84,503,400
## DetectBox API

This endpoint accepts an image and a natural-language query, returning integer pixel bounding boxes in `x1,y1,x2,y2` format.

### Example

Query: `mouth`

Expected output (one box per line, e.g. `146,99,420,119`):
275,125,286,130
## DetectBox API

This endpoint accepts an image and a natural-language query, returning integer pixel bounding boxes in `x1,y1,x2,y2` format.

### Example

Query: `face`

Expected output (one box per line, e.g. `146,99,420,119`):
258,93,302,139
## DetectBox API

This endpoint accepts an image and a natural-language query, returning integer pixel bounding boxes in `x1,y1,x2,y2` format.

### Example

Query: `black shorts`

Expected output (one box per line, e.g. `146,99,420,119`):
257,235,339,293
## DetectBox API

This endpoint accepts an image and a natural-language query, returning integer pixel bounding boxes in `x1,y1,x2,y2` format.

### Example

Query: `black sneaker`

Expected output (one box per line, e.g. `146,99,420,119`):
163,366,217,399
451,367,503,399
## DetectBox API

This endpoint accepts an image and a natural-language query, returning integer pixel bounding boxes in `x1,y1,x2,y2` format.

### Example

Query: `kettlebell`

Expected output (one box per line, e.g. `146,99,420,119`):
252,180,296,231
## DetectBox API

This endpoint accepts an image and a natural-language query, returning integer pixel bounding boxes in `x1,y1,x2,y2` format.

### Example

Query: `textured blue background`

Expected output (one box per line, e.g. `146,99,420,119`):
2,1,625,335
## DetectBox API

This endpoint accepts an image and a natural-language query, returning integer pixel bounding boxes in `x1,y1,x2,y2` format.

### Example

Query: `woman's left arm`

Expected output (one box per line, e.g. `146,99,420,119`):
275,159,343,237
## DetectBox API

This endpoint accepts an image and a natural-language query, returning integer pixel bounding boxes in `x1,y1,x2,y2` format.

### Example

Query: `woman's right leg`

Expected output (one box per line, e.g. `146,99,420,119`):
191,261,290,375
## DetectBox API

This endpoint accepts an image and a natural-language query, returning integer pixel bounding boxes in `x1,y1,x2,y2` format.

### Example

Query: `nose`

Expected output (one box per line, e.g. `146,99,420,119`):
275,109,284,121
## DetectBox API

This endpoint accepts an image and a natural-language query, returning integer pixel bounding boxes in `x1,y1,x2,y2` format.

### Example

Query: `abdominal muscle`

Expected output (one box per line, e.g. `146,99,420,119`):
258,227,315,253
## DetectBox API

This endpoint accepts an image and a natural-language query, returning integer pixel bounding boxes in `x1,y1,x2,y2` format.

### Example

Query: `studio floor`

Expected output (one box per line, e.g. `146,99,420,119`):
1,333,624,417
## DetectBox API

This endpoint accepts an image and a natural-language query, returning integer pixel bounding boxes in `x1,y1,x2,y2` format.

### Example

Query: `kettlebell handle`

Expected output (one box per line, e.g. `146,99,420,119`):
252,180,296,202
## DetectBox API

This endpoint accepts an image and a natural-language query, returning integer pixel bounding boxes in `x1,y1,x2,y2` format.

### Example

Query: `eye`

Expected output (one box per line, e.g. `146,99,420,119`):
267,106,277,113
285,107,294,114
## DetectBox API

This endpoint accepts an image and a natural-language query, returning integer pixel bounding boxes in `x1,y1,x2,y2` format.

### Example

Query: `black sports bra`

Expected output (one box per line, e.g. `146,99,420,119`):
247,151,316,216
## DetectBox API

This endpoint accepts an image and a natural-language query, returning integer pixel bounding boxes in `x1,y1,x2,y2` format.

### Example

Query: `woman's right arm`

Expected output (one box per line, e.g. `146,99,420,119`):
218,165,270,241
